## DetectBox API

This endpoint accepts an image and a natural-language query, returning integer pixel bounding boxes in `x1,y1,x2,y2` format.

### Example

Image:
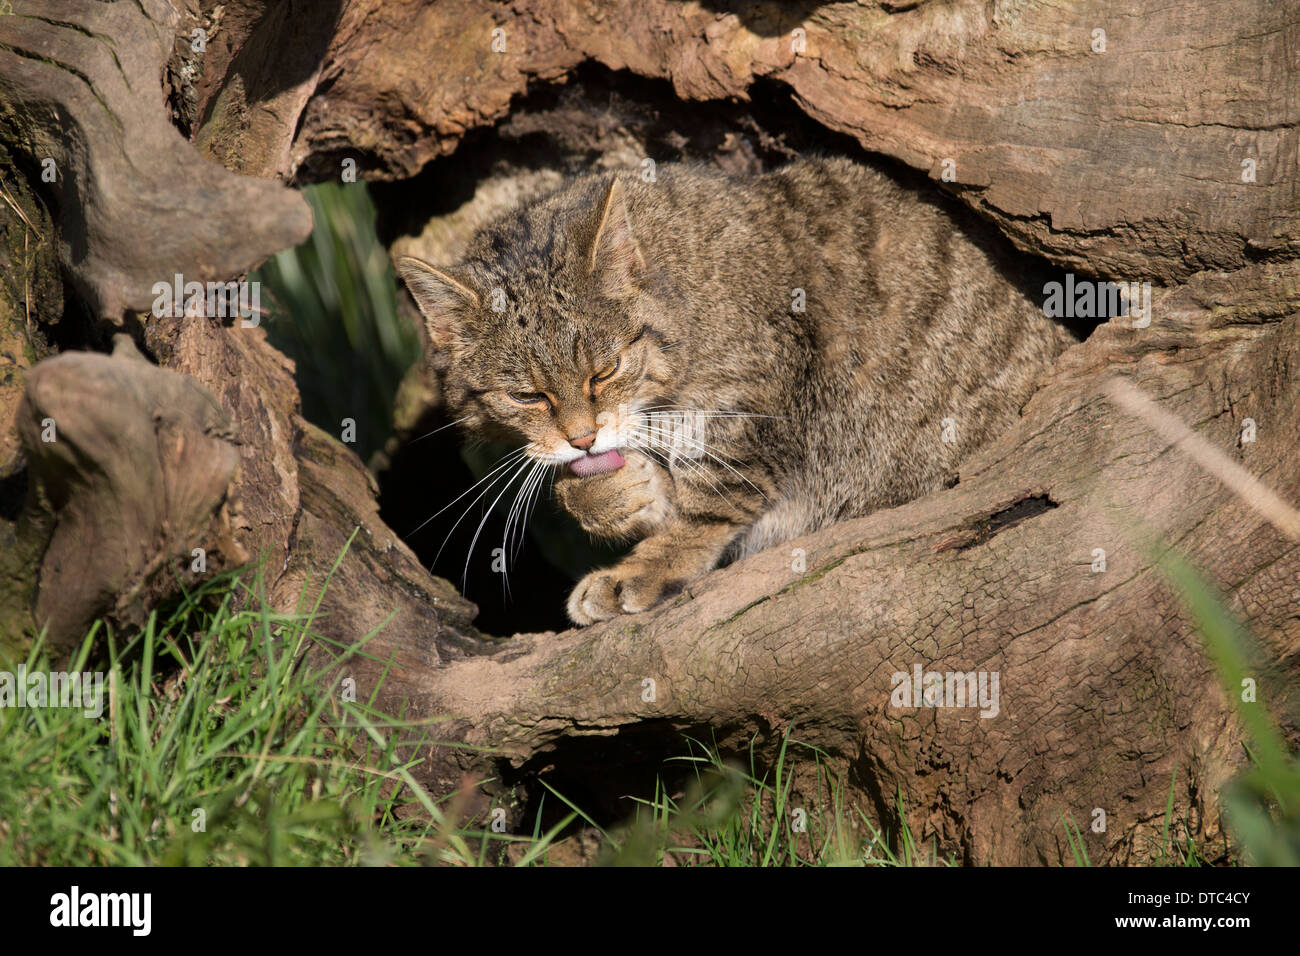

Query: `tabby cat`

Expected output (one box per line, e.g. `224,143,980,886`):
398,156,1073,625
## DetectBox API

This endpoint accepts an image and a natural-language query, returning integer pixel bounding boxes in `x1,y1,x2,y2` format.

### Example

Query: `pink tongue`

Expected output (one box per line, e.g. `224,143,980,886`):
569,449,626,477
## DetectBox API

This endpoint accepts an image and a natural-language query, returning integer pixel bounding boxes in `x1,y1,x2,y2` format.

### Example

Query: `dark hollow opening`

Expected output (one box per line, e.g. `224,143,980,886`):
363,64,1106,636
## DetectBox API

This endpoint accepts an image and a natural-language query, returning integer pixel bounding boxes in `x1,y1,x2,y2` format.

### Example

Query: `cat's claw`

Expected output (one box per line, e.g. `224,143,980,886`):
567,565,677,625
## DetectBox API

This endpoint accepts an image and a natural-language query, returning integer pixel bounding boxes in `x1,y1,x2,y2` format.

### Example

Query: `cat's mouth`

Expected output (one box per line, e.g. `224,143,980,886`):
568,449,626,477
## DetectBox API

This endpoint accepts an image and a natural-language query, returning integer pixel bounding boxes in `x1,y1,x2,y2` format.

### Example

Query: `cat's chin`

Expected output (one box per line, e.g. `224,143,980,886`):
568,449,627,477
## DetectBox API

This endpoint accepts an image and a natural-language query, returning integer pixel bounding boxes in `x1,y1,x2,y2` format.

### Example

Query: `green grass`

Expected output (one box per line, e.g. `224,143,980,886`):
589,727,952,866
3,543,1296,866
251,182,421,462
1053,548,1300,867
0,554,509,866
0,555,936,866
1159,550,1300,866
1059,766,1211,868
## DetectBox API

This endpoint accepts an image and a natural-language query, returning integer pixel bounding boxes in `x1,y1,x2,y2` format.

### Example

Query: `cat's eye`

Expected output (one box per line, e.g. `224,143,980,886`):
592,356,620,384
507,391,549,407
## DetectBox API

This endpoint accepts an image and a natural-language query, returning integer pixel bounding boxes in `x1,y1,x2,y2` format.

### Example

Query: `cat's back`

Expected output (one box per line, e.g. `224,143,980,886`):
477,156,938,292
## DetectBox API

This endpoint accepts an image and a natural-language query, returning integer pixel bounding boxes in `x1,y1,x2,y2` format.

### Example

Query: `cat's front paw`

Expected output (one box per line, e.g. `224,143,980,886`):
554,451,672,540
567,560,684,625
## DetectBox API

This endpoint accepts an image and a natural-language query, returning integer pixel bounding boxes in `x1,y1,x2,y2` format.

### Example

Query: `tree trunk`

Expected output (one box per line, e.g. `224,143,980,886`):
1,0,1296,864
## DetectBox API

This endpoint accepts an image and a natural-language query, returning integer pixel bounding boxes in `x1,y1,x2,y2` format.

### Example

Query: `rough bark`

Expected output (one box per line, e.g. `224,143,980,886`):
0,0,312,318
195,0,1299,282
350,261,1300,865
0,0,1296,864
11,336,242,644
0,0,494,664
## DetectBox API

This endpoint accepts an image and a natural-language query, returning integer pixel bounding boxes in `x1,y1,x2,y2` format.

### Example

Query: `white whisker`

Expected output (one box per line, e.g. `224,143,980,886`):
408,415,470,445
430,464,520,571
504,459,546,569
633,404,787,421
430,449,531,570
630,423,767,500
499,458,545,599
516,461,551,561
461,454,536,589
628,429,739,508
408,445,529,539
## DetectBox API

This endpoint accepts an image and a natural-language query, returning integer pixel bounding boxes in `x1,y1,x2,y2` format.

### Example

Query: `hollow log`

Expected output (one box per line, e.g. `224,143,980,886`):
1,0,1296,864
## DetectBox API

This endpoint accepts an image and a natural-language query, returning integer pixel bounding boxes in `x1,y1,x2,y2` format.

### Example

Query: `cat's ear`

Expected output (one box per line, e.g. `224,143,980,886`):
589,178,646,297
396,255,480,348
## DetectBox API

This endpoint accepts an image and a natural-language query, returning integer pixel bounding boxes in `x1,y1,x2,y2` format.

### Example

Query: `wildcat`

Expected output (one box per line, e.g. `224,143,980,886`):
398,156,1073,626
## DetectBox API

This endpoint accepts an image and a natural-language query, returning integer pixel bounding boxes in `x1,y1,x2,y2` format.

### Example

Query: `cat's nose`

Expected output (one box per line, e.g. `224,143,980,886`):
568,430,597,451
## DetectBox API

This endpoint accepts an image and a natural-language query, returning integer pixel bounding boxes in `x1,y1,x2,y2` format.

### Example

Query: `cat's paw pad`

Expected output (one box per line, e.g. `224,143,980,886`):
567,564,681,625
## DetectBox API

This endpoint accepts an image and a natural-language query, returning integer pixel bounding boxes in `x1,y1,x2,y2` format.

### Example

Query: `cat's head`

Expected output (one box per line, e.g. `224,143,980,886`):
398,177,673,475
